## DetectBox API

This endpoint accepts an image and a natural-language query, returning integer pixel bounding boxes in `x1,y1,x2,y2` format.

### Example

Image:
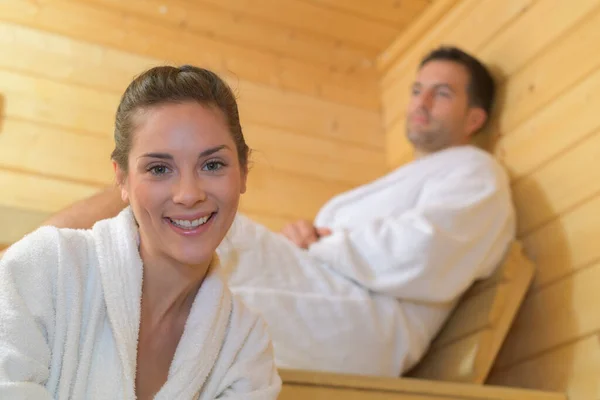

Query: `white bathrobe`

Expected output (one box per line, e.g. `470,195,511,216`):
0,208,281,399
217,145,516,377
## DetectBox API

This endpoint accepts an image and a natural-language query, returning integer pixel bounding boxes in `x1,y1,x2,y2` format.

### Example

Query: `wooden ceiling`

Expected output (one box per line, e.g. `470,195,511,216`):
186,0,433,70
85,0,433,74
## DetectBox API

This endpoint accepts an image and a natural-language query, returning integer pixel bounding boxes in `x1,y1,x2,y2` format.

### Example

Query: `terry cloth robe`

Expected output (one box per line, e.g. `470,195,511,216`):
0,207,281,399
217,145,516,377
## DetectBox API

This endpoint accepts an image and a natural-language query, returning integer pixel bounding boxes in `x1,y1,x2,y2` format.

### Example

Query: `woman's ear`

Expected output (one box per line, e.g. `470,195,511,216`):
113,161,130,204
240,165,248,194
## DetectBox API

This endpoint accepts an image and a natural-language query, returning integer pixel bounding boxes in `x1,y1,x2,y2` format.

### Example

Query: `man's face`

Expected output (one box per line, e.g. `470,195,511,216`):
406,60,485,156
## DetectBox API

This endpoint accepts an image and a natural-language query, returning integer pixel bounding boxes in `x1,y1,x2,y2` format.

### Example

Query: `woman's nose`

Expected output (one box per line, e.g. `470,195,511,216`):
172,174,207,206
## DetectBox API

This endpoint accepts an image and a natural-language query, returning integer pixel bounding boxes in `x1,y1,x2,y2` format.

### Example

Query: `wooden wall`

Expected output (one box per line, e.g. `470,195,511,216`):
378,0,600,398
0,0,402,244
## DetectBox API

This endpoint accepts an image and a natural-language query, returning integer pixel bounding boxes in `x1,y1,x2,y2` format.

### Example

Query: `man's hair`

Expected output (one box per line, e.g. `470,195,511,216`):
419,46,495,116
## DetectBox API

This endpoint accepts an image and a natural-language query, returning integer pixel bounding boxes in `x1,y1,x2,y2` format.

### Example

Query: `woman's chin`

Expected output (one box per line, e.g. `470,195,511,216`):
170,250,214,270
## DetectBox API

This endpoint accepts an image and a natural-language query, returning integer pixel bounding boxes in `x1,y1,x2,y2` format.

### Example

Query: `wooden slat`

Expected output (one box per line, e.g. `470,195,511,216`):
489,334,600,400
0,118,114,185
496,6,600,135
511,128,600,237
243,212,292,232
0,169,102,213
279,369,567,400
0,206,49,245
191,0,399,51
0,0,379,110
247,126,387,185
74,0,376,73
410,246,534,383
523,195,600,290
241,165,352,220
0,69,118,137
302,0,431,26
494,261,600,369
429,283,505,351
281,385,457,400
379,0,480,92
0,116,385,190
0,61,383,149
478,0,600,77
497,66,600,183
377,0,460,73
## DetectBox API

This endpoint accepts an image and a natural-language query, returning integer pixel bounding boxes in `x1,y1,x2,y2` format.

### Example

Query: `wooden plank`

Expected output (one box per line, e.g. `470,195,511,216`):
192,0,399,51
0,118,114,185
494,261,600,369
237,81,384,149
0,21,168,93
497,6,600,134
0,0,379,110
411,250,534,383
380,0,480,92
0,206,49,245
377,0,460,73
0,169,102,213
523,195,600,290
0,62,383,149
75,0,377,73
243,212,292,232
279,369,567,400
0,69,118,137
489,334,600,400
247,128,387,186
302,0,431,26
478,0,600,77
0,116,385,191
241,165,353,220
281,385,457,400
429,283,505,351
496,66,600,182
511,128,600,237
381,0,533,128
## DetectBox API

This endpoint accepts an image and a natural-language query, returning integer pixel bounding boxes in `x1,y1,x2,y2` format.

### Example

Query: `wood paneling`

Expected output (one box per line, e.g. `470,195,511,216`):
378,0,600,398
0,0,379,110
488,334,600,400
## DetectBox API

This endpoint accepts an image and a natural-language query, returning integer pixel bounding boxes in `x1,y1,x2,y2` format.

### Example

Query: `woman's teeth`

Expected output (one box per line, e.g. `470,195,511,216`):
170,215,211,229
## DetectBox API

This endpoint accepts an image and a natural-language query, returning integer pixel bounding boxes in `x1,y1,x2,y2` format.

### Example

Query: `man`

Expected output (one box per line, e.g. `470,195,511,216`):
1,46,515,377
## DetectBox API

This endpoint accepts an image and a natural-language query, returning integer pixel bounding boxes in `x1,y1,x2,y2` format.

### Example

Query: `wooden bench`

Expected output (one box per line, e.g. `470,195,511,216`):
278,242,567,399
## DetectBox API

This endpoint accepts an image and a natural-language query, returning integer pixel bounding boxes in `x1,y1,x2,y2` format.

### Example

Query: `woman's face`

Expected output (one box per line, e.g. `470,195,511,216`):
116,101,247,269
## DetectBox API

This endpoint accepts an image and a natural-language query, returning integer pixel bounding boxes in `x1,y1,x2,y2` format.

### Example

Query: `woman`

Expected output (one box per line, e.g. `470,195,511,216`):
0,66,281,399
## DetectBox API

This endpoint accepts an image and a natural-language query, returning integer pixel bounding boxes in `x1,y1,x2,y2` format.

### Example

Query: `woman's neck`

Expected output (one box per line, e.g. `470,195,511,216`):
138,244,212,326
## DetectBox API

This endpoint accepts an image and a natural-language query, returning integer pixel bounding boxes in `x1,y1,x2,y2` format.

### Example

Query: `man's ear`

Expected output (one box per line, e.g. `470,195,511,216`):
466,107,488,137
113,161,129,204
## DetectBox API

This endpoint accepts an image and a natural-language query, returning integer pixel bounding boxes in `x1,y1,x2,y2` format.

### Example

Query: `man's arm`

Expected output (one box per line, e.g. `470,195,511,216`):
308,168,516,303
42,185,126,229
0,186,124,260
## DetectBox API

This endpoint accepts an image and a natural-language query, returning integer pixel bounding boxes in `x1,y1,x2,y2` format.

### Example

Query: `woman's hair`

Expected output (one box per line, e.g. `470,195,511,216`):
111,65,249,172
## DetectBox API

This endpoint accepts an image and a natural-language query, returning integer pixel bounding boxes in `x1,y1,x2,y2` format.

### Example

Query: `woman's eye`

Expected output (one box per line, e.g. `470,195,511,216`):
203,161,225,172
149,165,169,175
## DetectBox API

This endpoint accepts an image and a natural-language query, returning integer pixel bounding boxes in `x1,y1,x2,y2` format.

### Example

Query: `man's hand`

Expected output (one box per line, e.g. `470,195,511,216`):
280,220,332,249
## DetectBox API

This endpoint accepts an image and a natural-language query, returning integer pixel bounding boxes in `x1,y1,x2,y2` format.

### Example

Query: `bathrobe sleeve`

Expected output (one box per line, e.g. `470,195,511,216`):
215,297,281,399
0,228,59,399
308,166,515,303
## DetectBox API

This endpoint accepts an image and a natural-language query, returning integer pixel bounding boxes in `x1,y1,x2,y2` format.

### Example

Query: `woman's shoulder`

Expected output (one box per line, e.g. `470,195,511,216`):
1,226,95,278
